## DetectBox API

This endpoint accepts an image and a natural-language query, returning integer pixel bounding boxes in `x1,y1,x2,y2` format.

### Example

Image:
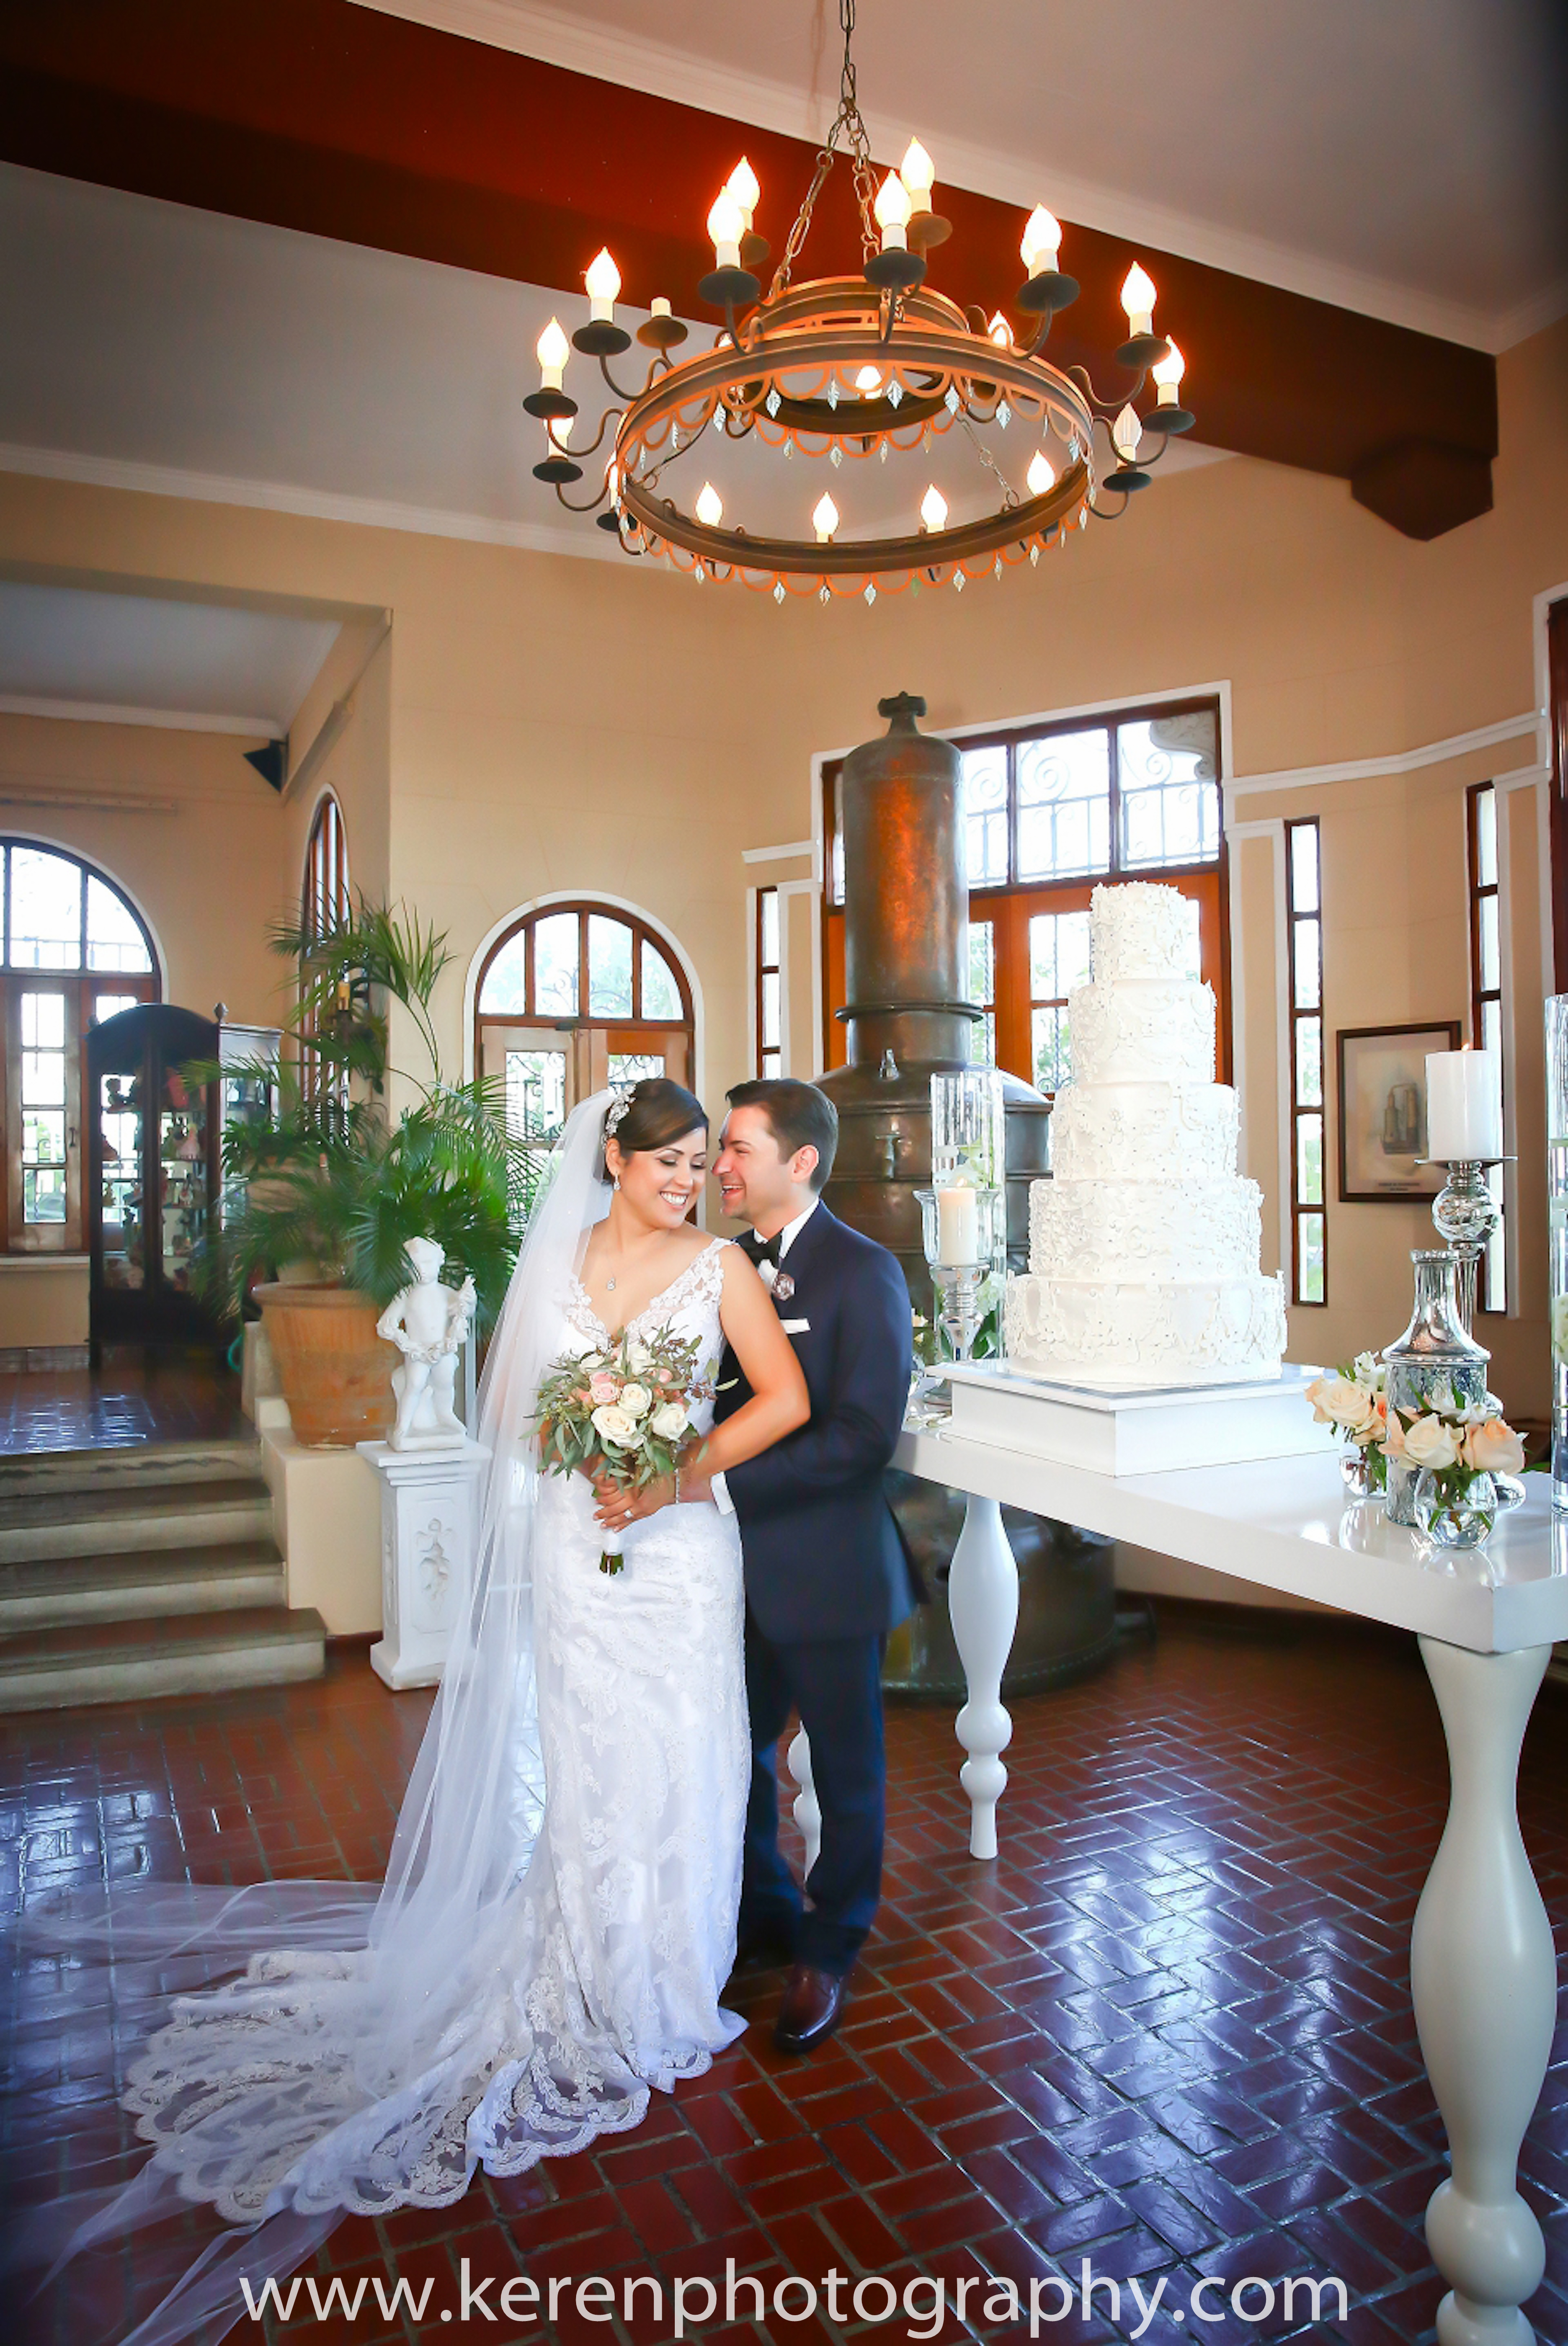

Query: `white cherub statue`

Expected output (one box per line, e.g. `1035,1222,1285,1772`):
377,1236,477,1452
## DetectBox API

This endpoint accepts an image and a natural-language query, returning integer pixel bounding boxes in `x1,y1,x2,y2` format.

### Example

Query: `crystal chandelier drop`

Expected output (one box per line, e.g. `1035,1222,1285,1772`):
525,0,1196,603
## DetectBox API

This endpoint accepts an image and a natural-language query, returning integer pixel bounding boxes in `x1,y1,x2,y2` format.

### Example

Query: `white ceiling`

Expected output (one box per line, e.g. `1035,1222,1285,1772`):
360,0,1568,351
0,161,1224,576
0,579,340,738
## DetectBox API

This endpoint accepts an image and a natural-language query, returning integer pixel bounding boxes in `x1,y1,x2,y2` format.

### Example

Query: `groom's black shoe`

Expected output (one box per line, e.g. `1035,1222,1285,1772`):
774,1962,848,2054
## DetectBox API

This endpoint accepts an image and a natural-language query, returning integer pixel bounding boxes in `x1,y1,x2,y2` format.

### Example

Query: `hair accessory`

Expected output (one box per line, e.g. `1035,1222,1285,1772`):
603,1088,634,1140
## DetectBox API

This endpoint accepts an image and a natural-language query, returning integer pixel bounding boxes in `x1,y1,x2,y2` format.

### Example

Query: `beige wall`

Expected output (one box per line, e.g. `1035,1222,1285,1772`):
0,313,1562,1407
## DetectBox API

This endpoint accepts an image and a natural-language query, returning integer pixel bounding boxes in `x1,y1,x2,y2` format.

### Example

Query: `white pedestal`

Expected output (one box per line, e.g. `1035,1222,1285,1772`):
357,1438,490,1691
259,1422,382,1635
943,1360,1338,1476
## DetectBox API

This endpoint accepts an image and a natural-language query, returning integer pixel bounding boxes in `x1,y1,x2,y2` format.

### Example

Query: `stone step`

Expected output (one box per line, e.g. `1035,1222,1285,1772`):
0,1440,263,1499
0,1540,285,1631
0,1606,326,1712
0,1476,274,1565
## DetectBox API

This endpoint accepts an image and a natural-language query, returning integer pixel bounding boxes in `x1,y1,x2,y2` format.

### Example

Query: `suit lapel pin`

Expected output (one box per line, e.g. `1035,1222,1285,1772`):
773,1270,796,1303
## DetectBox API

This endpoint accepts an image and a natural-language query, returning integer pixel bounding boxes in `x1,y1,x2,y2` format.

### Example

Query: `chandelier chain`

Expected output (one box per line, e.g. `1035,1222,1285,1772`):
768,0,880,302
959,413,1023,510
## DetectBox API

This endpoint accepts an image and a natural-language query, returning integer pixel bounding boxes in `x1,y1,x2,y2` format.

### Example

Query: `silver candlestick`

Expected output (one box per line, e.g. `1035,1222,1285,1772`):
1430,1158,1507,1335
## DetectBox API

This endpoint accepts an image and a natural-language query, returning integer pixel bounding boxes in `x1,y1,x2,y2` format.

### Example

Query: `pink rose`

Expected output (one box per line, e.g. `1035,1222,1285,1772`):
588,1373,620,1407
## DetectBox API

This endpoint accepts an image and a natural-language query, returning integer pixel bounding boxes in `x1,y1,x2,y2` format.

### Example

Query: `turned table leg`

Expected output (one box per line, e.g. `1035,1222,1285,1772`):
948,1495,1020,1860
787,1726,821,1877
1413,1637,1556,2344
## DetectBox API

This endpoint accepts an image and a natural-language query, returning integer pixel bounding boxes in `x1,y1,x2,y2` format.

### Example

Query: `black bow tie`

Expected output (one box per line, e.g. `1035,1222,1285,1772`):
747,1230,783,1269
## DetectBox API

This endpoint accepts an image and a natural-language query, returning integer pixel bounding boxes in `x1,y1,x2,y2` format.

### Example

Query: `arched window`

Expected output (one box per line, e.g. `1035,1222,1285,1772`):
475,903,694,1201
302,793,349,939
0,841,160,1253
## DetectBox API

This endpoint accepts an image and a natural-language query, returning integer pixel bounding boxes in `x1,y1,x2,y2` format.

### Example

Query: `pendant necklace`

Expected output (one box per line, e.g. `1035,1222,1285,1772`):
605,1274,617,1292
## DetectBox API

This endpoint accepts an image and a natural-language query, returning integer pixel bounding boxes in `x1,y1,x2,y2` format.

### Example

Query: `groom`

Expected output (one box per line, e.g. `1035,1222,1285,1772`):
700,1078,919,2052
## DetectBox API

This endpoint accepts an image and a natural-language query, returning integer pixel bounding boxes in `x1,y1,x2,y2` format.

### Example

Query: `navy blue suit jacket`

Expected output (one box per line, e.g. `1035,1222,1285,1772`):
715,1204,921,1644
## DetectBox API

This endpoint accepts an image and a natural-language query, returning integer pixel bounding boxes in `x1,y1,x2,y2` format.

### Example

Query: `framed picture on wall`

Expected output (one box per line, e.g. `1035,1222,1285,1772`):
1336,1021,1462,1201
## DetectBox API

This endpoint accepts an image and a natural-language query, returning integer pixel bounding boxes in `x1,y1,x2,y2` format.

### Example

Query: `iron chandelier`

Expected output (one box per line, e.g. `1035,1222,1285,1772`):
525,0,1196,604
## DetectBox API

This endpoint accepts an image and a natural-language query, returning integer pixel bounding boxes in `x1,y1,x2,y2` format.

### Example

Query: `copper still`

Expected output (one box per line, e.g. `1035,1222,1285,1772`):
816,692,1116,1698
817,691,1049,1294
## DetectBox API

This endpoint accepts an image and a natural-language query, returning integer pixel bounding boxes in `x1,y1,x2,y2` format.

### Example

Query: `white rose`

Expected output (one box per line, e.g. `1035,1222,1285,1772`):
1352,1352,1385,1393
650,1401,688,1439
1462,1417,1526,1475
1402,1414,1460,1472
591,1403,639,1447
1307,1374,1378,1435
625,1341,654,1374
618,1383,652,1419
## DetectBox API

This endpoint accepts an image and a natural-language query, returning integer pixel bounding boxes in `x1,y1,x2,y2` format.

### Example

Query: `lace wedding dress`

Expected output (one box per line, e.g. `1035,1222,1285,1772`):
6,1099,748,2344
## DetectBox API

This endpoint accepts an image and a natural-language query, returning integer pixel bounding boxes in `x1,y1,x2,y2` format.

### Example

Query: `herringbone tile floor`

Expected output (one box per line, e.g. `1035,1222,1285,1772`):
5,1604,1568,2344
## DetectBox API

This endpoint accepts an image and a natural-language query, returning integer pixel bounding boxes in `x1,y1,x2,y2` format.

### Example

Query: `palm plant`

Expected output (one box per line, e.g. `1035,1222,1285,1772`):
204,899,524,1326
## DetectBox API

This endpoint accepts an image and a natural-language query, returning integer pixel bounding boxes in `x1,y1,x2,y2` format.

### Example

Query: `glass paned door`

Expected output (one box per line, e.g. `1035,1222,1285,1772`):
8,984,81,1248
158,1065,209,1298
482,1025,572,1224
97,1063,144,1290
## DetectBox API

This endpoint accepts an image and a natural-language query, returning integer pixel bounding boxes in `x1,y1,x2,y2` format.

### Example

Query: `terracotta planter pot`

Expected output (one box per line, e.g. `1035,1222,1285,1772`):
254,1283,397,1448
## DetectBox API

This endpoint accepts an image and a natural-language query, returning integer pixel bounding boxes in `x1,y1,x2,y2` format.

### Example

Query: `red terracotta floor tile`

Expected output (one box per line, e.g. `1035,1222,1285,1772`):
8,1608,1568,2342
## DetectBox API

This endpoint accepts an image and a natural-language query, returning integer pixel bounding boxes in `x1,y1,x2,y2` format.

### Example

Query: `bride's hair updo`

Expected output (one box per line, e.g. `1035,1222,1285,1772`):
603,1077,707,1163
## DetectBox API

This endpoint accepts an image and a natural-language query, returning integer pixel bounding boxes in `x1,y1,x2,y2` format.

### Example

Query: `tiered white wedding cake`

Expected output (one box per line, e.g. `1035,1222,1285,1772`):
1005,880,1288,1387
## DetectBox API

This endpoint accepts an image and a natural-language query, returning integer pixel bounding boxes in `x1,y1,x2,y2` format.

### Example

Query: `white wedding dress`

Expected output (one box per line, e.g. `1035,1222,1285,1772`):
5,1098,749,2343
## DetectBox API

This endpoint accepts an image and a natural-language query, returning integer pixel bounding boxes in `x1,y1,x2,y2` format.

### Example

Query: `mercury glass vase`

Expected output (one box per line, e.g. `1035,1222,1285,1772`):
1548,996,1568,1511
1382,1250,1490,1528
1413,1468,1498,1552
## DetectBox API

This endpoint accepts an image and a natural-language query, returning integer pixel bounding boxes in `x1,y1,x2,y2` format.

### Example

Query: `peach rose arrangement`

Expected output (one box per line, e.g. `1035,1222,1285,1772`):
536,1323,715,1575
1306,1353,1390,1492
1381,1379,1526,1542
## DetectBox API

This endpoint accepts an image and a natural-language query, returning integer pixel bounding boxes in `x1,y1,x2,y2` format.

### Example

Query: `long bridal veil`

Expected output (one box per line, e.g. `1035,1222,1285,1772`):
3,1093,617,2346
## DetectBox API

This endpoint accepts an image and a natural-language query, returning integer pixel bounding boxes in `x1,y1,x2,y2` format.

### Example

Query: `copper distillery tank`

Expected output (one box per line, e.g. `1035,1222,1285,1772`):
815,691,1114,1703
817,692,1051,1302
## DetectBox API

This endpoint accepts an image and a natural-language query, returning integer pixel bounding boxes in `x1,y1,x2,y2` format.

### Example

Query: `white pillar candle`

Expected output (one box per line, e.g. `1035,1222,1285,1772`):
1426,1049,1503,1161
936,1183,981,1265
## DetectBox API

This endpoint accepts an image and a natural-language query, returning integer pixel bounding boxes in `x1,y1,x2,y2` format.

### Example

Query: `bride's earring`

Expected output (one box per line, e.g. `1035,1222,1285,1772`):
613,1175,621,1192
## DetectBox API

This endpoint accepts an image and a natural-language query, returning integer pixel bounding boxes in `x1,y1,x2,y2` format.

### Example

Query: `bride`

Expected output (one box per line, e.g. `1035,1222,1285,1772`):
10,1078,807,2343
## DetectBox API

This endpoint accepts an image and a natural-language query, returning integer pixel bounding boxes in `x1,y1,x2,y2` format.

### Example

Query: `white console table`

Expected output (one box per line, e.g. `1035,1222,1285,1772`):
895,1425,1565,2346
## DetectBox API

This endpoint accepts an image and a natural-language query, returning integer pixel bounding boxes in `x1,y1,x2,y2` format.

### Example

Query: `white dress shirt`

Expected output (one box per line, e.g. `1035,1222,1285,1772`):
709,1199,818,1515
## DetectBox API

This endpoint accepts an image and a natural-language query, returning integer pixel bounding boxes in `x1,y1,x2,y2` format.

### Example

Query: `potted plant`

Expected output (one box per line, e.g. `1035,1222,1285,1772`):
204,902,523,1446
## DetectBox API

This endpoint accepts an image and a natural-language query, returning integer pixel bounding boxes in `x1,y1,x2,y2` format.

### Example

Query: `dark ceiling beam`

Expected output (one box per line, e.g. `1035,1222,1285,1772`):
0,0,1498,538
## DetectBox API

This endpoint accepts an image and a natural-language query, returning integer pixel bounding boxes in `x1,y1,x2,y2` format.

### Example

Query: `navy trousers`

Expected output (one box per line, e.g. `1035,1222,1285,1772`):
740,1609,886,1977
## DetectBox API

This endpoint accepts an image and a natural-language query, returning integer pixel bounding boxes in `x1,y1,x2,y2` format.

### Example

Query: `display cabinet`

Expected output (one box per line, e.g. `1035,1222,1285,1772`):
88,1004,222,1353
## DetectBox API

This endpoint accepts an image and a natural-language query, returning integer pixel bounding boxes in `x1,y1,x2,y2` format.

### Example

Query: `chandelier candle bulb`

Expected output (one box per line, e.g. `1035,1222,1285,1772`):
1120,263,1158,336
725,156,760,229
988,312,1011,348
855,365,883,395
694,481,723,528
900,138,935,214
813,492,840,542
919,484,948,532
874,171,912,251
583,249,621,323
1026,449,1056,497
706,190,744,270
1113,404,1142,461
1154,338,1186,405
1020,206,1062,275
651,297,671,319
536,317,570,391
1426,1048,1504,1162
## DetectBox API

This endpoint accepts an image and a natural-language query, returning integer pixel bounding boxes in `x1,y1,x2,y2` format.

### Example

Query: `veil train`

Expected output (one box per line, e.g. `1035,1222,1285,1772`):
3,1094,621,2346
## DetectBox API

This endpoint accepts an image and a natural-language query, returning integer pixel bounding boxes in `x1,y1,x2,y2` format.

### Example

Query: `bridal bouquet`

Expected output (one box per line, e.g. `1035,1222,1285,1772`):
536,1323,711,1575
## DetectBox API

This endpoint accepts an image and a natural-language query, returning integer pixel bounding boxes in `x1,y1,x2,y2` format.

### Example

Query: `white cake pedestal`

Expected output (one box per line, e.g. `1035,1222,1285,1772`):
358,1437,489,1690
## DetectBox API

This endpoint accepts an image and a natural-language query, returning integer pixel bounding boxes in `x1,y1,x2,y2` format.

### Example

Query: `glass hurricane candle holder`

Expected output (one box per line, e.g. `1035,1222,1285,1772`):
930,1069,1006,1191
915,1182,1003,1364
